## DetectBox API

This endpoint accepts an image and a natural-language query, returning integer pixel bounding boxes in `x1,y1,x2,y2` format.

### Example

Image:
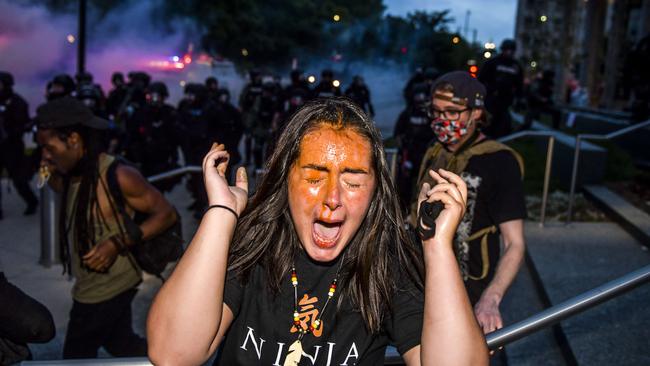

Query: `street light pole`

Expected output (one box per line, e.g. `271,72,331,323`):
77,0,87,76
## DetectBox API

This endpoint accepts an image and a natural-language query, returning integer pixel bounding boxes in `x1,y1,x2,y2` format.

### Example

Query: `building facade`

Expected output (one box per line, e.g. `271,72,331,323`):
514,0,650,108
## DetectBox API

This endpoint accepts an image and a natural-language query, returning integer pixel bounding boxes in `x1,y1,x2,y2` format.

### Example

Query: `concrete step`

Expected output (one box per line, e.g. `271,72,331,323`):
561,110,650,165
583,184,650,248
524,222,650,365
500,253,569,366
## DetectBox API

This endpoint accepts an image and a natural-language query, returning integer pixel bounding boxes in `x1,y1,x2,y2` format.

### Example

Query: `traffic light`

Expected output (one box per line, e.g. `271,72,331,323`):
469,65,478,78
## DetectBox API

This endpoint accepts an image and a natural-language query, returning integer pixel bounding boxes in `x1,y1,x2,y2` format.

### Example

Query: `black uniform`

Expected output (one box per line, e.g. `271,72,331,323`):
313,70,342,98
214,89,244,170
393,83,435,210
252,83,281,168
76,83,107,119
239,72,264,166
46,74,76,101
478,52,523,138
126,103,179,191
283,71,312,116
106,72,128,120
345,76,374,117
178,83,218,215
626,34,650,122
0,72,38,218
525,70,561,129
113,72,151,155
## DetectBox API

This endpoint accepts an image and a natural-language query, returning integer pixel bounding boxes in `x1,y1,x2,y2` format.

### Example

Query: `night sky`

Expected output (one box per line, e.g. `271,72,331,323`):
384,0,517,47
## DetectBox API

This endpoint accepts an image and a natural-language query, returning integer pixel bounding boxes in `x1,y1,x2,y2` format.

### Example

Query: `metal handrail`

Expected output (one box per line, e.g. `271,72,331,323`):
486,263,650,350
566,119,650,223
21,265,650,363
147,166,202,183
498,131,556,226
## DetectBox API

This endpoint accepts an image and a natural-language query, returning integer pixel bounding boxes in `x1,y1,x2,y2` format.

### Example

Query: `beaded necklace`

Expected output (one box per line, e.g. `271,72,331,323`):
283,256,344,366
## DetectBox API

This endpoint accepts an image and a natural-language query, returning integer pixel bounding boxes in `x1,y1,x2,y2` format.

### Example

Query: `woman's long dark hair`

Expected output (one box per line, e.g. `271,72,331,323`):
56,125,109,274
228,97,424,333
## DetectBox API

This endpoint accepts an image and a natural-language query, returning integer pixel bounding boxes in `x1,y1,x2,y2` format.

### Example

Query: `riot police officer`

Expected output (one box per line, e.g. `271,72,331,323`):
111,72,151,154
178,83,218,216
0,71,38,219
403,67,425,107
392,82,435,210
205,76,220,104
252,81,281,168
45,74,76,101
77,83,107,118
478,39,524,138
283,70,311,115
313,69,342,98
213,88,244,169
106,72,127,120
126,81,180,192
345,75,374,117
239,69,263,166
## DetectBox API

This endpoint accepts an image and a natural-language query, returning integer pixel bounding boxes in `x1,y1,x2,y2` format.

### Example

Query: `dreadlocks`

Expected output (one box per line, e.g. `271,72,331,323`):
57,125,109,274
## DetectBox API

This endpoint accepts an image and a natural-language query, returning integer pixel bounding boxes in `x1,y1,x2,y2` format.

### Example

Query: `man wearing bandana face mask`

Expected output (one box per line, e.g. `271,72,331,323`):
411,71,527,364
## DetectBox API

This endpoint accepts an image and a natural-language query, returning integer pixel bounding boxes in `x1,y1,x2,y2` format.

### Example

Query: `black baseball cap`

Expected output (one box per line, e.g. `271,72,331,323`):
431,71,486,108
35,96,109,130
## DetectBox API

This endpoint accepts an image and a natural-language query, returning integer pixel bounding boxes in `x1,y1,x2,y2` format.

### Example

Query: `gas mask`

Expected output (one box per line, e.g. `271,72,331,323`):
431,118,472,146
81,98,97,110
148,92,163,105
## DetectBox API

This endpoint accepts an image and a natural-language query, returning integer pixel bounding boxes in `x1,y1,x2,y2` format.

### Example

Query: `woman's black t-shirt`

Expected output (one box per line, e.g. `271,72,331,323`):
215,250,424,365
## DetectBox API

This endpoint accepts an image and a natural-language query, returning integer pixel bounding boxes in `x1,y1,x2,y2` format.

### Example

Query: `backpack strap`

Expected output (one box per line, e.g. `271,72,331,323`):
464,225,498,281
105,159,123,208
103,158,143,247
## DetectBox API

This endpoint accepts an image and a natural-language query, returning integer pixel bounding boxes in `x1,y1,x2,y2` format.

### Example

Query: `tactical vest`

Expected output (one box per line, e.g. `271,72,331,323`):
410,136,524,280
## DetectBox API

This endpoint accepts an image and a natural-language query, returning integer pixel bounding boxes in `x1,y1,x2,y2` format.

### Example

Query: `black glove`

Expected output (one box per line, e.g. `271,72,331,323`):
417,200,444,240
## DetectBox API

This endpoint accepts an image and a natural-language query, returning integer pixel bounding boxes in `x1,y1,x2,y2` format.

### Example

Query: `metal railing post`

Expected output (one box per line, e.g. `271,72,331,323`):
565,119,650,224
566,135,582,224
254,168,266,186
539,136,554,226
385,148,398,180
39,186,60,267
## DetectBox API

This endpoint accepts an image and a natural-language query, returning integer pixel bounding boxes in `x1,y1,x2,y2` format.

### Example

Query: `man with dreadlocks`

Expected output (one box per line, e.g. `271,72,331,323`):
34,97,177,359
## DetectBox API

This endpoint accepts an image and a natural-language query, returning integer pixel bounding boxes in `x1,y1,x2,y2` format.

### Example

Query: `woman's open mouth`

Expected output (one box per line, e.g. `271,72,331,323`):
312,219,343,249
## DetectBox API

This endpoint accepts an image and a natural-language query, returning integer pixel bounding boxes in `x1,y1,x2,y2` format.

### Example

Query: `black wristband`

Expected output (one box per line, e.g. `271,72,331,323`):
206,204,239,219
110,234,129,254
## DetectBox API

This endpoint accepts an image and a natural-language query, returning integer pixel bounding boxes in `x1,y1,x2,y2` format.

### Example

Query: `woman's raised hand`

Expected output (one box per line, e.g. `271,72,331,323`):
202,142,249,216
416,168,467,246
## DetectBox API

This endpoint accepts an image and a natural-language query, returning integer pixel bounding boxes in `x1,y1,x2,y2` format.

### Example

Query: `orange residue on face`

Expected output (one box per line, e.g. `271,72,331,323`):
290,125,373,213
287,124,376,259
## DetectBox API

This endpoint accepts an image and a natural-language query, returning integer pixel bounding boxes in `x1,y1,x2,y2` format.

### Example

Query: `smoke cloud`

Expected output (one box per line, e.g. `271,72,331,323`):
0,0,245,111
0,0,407,136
